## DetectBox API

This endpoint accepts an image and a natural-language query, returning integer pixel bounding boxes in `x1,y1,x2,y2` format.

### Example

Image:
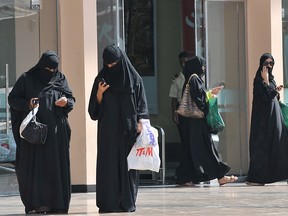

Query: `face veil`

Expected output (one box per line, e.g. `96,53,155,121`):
101,44,141,94
28,51,60,83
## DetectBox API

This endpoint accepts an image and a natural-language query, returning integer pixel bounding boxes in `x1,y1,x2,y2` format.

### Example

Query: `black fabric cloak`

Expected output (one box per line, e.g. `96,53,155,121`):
247,53,288,184
176,56,230,184
88,45,149,213
8,51,75,213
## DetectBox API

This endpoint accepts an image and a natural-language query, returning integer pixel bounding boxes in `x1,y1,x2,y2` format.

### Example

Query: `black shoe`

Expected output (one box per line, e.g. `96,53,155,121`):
35,206,51,214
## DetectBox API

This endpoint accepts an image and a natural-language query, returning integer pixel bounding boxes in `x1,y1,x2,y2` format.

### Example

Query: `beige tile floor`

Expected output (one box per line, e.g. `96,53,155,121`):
1,181,288,216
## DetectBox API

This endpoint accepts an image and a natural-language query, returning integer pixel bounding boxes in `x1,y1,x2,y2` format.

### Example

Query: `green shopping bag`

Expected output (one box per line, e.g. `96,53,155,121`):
206,97,225,134
279,101,288,128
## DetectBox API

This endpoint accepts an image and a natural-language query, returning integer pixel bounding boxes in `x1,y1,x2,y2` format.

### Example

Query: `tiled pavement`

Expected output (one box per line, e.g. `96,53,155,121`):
1,179,288,215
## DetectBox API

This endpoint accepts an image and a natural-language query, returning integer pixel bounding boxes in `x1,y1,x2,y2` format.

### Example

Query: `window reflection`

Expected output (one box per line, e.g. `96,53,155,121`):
124,0,155,76
97,0,124,68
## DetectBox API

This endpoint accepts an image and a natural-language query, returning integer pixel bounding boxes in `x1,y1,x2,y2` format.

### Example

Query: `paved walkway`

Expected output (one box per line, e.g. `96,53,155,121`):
1,181,288,215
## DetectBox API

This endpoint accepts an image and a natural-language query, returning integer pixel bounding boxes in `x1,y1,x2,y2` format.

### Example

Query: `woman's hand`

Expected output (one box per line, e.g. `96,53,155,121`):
137,121,143,133
97,81,109,104
261,66,269,85
276,85,284,92
173,112,179,124
211,86,224,95
55,96,68,107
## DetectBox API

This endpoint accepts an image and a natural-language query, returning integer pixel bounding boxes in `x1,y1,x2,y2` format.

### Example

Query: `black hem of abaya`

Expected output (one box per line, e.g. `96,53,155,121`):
72,184,96,193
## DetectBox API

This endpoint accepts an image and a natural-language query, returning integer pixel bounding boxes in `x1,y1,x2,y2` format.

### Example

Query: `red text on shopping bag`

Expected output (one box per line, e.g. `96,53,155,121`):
135,146,153,157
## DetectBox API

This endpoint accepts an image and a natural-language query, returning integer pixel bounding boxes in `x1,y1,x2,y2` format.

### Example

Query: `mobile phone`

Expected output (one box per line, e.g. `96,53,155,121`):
32,99,39,105
97,78,106,84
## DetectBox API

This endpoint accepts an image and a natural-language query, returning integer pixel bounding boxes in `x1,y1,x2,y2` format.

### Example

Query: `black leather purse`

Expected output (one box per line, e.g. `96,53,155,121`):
21,108,48,145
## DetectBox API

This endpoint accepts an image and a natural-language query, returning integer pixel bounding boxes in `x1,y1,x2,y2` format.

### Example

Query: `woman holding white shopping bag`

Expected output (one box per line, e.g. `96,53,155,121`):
88,44,149,213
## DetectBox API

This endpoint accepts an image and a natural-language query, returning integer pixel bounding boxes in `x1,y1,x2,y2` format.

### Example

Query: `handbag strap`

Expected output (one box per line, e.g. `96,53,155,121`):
31,106,39,121
186,74,199,86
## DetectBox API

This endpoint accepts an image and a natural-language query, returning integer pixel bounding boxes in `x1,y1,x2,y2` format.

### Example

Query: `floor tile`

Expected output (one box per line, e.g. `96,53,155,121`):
1,181,288,215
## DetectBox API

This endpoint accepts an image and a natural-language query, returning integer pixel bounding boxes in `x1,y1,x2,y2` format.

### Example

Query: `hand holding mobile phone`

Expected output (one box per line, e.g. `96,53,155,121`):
276,85,284,91
97,78,106,84
98,78,109,87
32,99,39,105
30,98,39,109
211,86,224,95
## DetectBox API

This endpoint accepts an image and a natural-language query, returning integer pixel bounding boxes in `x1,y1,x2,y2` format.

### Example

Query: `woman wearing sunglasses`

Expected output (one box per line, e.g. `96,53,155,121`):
246,53,288,186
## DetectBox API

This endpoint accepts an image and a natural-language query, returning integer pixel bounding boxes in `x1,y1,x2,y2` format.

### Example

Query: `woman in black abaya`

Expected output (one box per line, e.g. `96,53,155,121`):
176,56,238,186
8,51,75,214
88,44,149,213
246,53,288,185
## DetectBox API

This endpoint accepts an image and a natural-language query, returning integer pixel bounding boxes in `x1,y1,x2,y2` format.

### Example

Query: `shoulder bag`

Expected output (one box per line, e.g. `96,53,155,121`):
175,74,204,118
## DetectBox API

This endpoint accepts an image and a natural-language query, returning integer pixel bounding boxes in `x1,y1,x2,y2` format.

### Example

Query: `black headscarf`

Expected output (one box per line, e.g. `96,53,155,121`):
183,56,206,80
28,50,74,98
27,51,59,83
182,55,208,115
100,44,142,94
255,53,275,82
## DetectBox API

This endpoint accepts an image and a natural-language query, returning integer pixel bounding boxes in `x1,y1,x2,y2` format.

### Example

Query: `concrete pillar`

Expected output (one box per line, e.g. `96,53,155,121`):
58,0,98,191
247,0,283,112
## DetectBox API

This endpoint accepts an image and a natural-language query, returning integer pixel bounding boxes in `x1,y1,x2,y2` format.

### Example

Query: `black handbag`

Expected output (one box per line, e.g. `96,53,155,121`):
21,109,48,145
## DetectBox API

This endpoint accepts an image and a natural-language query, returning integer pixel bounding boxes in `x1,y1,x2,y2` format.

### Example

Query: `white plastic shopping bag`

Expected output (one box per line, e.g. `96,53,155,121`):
127,119,161,172
19,106,39,138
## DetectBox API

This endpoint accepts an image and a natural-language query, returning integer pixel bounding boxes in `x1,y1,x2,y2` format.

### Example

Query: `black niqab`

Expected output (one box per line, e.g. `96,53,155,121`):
256,53,275,82
100,44,141,94
102,44,121,64
28,51,73,99
28,51,59,83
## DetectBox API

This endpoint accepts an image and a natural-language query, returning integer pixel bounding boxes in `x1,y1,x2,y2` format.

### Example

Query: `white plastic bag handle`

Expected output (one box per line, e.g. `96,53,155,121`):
138,119,158,146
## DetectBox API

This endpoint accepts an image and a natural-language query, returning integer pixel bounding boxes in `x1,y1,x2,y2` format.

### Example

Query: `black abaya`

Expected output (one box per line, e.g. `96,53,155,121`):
8,52,75,213
176,56,230,184
88,80,148,212
88,45,149,213
247,58,288,184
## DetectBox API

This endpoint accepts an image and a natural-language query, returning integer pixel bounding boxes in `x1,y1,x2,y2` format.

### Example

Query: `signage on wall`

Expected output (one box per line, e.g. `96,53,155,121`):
181,0,196,52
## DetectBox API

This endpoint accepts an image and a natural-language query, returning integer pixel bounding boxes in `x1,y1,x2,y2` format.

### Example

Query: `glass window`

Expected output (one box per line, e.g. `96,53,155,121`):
124,0,155,76
97,0,124,69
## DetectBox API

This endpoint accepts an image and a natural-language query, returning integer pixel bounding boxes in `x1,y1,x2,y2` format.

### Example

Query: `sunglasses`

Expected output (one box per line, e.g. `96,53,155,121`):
263,61,275,67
